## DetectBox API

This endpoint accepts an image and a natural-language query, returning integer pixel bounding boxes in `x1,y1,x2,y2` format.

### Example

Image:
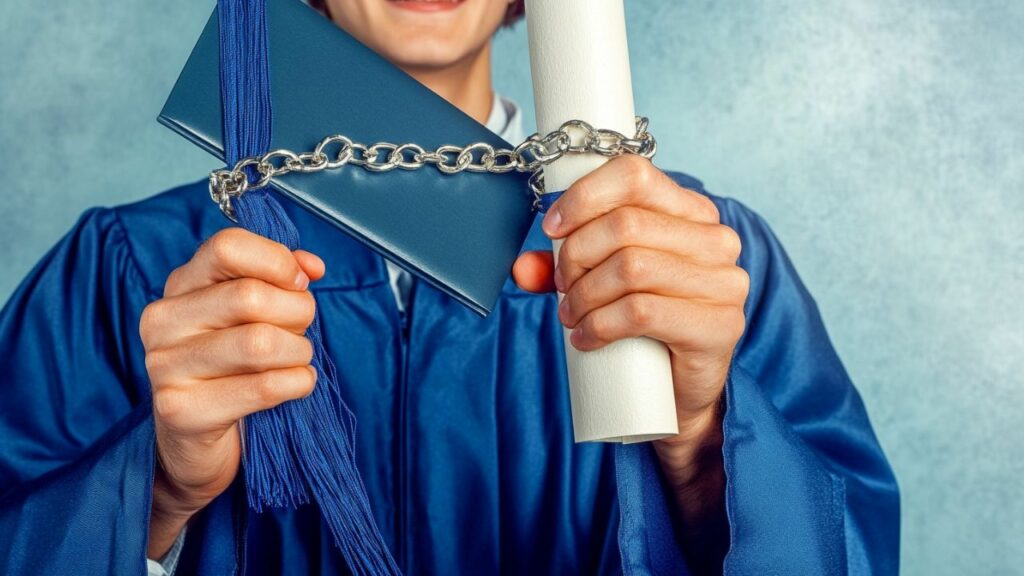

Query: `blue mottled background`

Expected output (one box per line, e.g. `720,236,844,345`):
1,1,1021,573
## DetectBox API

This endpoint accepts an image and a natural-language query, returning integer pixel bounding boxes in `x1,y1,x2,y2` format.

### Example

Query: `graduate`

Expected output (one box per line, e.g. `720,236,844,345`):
0,0,899,574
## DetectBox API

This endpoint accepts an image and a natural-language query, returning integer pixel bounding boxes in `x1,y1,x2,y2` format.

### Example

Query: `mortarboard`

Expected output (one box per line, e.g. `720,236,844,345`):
160,0,536,316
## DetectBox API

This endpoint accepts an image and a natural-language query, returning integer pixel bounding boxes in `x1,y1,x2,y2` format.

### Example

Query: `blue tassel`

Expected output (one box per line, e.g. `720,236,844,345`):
217,1,400,573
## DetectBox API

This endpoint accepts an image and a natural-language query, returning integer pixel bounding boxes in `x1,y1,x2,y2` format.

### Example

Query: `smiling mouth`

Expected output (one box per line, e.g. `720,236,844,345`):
386,0,467,12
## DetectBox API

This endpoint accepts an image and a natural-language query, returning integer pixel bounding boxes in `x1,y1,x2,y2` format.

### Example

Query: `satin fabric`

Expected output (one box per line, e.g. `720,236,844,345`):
0,173,899,575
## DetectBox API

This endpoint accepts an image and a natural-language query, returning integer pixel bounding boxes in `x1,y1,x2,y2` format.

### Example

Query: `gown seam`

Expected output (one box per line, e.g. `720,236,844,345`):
398,289,413,573
108,207,159,298
307,280,390,293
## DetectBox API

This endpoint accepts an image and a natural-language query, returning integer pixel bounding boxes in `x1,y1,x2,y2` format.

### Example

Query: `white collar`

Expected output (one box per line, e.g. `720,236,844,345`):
484,93,525,145
385,93,525,312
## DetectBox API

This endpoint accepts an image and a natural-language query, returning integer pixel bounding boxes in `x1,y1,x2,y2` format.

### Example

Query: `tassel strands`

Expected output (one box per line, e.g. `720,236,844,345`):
216,1,400,573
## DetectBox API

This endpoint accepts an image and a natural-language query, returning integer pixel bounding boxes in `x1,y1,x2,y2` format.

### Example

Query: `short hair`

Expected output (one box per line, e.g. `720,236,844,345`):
308,0,526,28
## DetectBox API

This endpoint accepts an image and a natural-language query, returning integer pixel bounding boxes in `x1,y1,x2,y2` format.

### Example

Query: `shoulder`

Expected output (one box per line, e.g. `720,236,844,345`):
8,183,216,301
101,180,379,292
105,180,229,294
663,170,808,309
113,178,225,241
663,170,778,254
0,184,218,326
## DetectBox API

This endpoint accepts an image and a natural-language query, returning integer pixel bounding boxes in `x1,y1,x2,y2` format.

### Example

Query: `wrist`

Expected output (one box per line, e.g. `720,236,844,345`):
152,461,209,517
147,502,191,560
654,398,724,487
148,466,199,559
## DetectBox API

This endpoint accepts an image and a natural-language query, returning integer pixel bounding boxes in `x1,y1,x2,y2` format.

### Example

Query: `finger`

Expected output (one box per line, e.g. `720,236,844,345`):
541,155,720,239
556,206,742,290
512,250,556,293
154,366,317,432
141,278,317,350
146,323,314,381
164,228,311,297
569,293,745,352
559,247,749,327
294,250,326,282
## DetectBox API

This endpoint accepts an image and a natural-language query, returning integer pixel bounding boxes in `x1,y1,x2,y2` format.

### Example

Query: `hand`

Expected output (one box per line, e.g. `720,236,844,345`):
140,228,325,558
513,156,745,566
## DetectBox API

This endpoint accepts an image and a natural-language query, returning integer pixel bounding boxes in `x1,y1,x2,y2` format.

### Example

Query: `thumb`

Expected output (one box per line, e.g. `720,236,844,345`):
293,250,326,282
512,250,557,293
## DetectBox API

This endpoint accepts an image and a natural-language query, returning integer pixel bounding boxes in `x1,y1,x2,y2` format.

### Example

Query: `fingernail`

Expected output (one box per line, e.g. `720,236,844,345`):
570,326,584,348
542,208,562,236
558,298,569,323
553,266,566,292
295,271,310,290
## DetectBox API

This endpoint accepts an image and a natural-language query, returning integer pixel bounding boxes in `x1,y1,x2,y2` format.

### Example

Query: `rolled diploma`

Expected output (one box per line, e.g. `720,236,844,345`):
526,0,679,443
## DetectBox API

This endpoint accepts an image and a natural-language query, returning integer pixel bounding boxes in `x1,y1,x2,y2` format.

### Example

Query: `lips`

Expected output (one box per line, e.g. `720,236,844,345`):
386,0,466,12
387,0,464,4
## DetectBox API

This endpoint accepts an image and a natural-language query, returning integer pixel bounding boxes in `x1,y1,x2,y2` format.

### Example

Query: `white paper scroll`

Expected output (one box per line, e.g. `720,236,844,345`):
525,0,679,444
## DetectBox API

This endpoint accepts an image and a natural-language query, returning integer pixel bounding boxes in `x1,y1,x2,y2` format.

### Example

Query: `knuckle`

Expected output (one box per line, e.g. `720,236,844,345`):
697,195,721,223
732,267,751,300
726,307,747,341
622,155,653,187
625,294,654,328
714,225,742,259
725,227,742,257
139,301,165,344
616,248,647,284
249,371,280,404
205,228,244,264
233,278,270,313
162,266,186,296
262,243,295,274
610,207,642,243
153,388,187,424
144,348,171,377
585,314,610,343
241,323,279,358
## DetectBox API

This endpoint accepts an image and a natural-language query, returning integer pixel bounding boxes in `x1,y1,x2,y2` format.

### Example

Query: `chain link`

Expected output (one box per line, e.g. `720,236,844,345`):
209,117,657,220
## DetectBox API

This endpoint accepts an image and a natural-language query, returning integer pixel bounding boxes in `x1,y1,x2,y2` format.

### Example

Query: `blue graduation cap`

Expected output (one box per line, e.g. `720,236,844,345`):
160,0,537,317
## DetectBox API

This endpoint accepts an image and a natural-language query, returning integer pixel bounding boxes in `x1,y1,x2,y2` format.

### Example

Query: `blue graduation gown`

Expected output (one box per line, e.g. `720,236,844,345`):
0,173,899,575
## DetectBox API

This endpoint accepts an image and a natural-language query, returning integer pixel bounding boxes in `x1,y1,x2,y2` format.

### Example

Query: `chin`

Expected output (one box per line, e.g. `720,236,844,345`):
325,0,508,69
377,33,474,70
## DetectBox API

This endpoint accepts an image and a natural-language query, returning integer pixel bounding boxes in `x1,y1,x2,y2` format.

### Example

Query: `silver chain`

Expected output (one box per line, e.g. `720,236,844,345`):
209,116,656,220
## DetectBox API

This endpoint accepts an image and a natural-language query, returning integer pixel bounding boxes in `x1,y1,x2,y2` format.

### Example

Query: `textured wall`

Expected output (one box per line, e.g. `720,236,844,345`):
1,1,1021,573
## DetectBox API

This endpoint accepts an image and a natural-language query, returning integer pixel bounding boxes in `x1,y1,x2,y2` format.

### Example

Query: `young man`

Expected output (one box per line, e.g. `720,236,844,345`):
0,1,899,574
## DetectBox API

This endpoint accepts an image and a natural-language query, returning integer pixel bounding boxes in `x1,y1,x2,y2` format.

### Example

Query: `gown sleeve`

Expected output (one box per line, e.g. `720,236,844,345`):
719,195,900,575
616,184,900,576
0,208,160,575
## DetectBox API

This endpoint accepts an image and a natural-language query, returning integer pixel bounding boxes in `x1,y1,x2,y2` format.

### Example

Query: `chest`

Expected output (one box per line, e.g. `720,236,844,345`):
245,279,620,573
